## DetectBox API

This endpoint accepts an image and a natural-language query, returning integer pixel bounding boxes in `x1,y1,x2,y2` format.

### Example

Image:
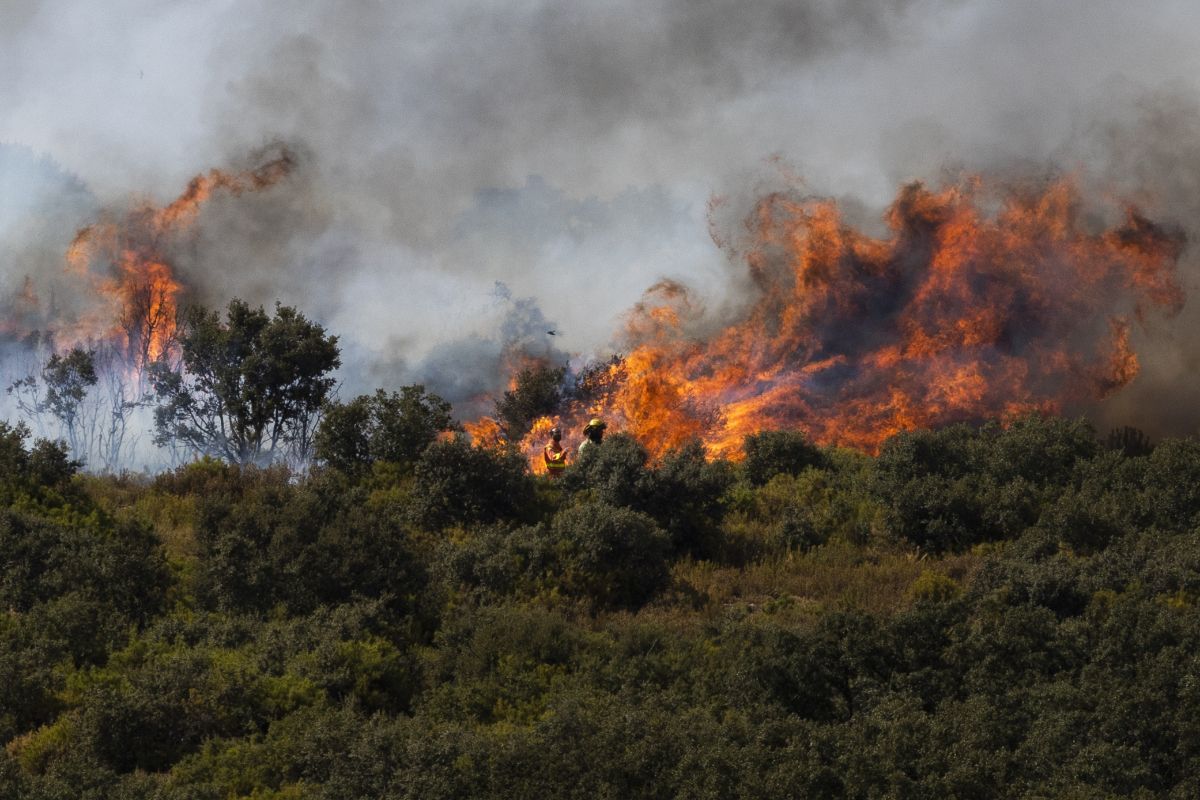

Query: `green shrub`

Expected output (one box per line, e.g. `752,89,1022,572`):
410,436,535,529
193,471,422,615
315,385,457,474
909,570,962,604
561,432,651,509
551,502,671,610
743,430,825,486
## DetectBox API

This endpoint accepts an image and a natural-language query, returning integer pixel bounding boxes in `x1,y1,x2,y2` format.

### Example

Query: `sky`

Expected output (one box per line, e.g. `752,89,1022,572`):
3,0,1200,425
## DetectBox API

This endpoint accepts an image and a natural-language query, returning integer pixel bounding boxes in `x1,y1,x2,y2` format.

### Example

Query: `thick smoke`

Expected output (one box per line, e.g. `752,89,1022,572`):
3,0,1200,453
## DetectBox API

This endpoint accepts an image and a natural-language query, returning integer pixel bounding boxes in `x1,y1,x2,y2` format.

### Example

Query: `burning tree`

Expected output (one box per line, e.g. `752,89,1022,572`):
150,299,340,466
0,147,297,470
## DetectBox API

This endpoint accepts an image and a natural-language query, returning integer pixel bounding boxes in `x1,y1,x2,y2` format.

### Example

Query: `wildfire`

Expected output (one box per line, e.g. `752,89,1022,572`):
483,176,1185,465
61,147,295,372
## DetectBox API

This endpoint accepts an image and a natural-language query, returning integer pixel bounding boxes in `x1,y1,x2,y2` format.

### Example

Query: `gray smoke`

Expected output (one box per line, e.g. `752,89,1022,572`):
3,0,1200,443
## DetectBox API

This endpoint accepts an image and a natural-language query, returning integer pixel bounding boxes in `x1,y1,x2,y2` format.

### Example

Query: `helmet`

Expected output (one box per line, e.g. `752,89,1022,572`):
550,426,562,439
584,418,607,431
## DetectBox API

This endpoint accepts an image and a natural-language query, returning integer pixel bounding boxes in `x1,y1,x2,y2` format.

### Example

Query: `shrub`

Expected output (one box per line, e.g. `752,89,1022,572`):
743,430,825,486
1140,438,1200,531
551,502,671,610
0,510,169,628
644,439,735,556
561,432,651,509
909,570,962,604
194,471,422,615
315,385,457,474
410,436,536,529
434,523,554,601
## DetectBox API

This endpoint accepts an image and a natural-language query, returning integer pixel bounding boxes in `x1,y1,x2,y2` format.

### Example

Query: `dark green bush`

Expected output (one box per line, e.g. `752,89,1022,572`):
410,436,535,529
315,385,457,474
194,470,421,615
743,429,825,486
0,511,168,627
644,439,735,556
550,502,670,610
561,432,651,509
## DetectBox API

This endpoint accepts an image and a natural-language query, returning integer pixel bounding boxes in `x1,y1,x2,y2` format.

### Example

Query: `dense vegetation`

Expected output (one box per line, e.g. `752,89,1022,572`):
4,409,1200,798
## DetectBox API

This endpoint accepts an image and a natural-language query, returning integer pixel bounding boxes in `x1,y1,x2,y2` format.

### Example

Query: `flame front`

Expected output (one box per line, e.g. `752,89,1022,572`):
494,177,1185,464
61,148,295,375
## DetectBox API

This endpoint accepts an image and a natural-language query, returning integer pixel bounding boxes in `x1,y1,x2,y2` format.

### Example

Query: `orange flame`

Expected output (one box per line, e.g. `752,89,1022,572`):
60,148,295,373
486,176,1185,465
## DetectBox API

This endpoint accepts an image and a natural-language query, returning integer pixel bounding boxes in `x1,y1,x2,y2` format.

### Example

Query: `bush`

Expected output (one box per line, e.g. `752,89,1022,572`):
410,436,536,529
550,502,670,610
743,430,825,486
1139,438,1200,531
315,385,457,474
561,432,651,509
0,510,169,628
644,439,735,556
437,504,670,611
870,418,1098,553
909,570,962,604
434,523,554,601
975,415,1099,486
194,470,422,615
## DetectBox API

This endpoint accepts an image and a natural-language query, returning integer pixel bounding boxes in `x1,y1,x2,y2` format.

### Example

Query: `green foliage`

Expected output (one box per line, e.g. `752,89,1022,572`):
14,411,1200,797
494,363,566,440
0,511,168,622
410,436,535,529
151,299,340,465
550,502,670,610
0,421,82,512
561,431,650,508
40,347,98,456
192,467,422,616
437,502,669,611
743,429,825,486
871,415,1098,552
1139,437,1200,530
645,439,734,556
909,570,961,604
315,385,457,474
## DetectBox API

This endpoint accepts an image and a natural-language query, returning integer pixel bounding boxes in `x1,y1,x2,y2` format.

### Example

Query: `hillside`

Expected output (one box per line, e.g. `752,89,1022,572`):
2,414,1200,798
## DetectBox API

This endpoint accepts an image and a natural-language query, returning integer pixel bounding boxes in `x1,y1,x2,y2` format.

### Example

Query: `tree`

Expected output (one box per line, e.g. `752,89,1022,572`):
316,386,457,473
151,300,340,465
494,364,565,440
40,347,98,458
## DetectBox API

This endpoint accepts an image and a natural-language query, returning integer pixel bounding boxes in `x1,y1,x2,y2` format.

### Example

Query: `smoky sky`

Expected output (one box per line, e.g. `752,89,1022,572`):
3,0,1200,424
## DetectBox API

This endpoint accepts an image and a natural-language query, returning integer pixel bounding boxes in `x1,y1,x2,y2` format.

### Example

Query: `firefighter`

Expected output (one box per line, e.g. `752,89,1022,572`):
577,417,607,458
543,426,568,477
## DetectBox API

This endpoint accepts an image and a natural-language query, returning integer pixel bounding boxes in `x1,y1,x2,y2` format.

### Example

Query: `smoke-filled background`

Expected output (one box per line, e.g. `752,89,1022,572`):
4,0,1200,453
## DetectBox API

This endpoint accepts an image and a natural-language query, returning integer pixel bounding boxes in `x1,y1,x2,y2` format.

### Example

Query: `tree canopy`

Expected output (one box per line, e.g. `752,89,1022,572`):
151,300,340,465
316,385,457,473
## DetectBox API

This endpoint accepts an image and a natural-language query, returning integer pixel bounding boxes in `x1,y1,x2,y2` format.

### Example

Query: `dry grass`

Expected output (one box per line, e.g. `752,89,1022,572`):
669,540,979,620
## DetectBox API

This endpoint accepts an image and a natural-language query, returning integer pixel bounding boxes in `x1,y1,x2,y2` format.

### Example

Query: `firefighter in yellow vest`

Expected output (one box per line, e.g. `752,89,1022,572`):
543,426,568,477
577,417,607,459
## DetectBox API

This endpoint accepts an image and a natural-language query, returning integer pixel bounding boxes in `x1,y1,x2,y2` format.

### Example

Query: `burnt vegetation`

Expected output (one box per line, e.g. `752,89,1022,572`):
8,302,1200,798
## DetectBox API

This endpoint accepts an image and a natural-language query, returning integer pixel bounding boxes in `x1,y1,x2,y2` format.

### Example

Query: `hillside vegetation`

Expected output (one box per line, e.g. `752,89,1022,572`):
3,413,1200,798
